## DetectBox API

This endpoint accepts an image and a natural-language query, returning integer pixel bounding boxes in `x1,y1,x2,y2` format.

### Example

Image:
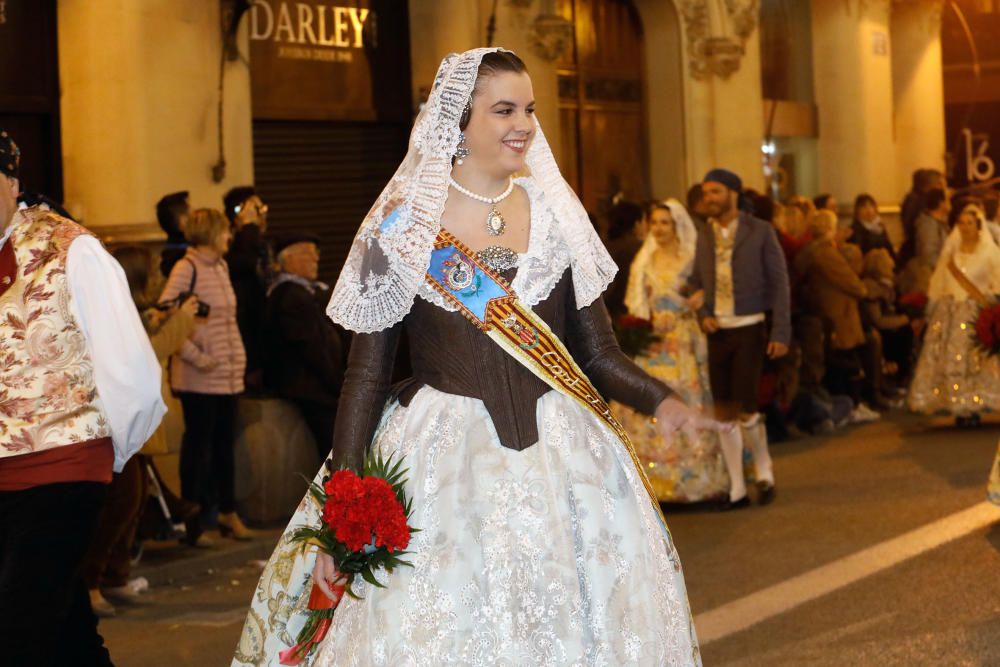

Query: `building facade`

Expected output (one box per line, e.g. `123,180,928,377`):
2,0,980,281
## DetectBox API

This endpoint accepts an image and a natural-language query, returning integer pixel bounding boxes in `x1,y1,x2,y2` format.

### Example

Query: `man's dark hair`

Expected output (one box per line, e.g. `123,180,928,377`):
19,192,74,220
607,200,643,241
853,193,877,219
156,191,189,237
911,168,943,192
224,186,256,223
813,193,833,210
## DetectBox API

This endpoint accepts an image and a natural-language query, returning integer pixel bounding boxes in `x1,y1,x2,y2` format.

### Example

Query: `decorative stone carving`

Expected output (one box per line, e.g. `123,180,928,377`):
891,0,945,36
678,0,760,80
529,13,574,61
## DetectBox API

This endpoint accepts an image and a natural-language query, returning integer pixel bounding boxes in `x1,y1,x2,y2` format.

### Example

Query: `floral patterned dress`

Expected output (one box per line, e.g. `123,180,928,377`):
613,252,729,503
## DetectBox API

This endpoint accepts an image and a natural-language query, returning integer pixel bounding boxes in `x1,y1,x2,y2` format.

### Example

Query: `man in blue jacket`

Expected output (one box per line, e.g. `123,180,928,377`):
688,168,791,509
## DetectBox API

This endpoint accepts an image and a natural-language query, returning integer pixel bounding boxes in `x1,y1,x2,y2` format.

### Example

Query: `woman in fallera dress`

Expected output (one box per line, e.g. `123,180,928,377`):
908,203,1000,423
613,200,730,504
234,48,701,666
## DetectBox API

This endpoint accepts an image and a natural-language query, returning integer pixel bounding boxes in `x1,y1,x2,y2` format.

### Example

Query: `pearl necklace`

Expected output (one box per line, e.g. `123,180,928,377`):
449,176,514,236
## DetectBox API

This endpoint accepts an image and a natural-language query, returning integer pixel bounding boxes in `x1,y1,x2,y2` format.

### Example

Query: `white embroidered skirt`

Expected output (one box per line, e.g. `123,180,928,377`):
233,387,700,667
908,296,1000,415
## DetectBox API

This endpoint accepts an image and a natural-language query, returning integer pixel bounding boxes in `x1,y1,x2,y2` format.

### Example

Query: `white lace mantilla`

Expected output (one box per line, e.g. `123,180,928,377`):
234,388,701,667
327,48,616,333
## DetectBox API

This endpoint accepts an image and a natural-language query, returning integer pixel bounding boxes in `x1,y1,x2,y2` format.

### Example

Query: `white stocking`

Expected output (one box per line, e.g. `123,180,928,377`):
717,424,747,501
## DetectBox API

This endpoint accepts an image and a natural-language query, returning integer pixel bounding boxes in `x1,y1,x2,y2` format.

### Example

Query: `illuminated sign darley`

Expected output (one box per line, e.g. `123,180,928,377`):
250,0,371,49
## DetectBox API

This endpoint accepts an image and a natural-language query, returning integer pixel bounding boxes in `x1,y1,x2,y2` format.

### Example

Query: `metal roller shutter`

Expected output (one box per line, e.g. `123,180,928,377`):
252,119,410,286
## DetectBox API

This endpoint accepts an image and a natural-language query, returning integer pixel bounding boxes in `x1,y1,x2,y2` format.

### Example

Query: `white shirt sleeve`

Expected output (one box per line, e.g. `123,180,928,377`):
67,235,167,471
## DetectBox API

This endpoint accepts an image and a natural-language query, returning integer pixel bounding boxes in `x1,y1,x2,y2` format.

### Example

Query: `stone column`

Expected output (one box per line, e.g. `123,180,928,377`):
58,0,254,233
674,0,767,190
891,0,946,184
810,0,896,203
635,0,687,199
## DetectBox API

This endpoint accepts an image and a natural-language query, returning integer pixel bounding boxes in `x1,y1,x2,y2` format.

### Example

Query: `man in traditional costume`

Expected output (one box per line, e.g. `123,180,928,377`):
0,129,165,666
688,168,791,509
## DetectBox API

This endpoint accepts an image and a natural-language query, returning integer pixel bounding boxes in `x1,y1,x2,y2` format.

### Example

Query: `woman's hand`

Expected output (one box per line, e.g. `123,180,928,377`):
312,551,346,601
654,396,701,433
686,290,704,311
179,294,200,319
146,307,169,329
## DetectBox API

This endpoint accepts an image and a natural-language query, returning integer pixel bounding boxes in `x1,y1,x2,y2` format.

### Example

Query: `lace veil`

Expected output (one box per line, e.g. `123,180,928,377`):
624,199,697,320
326,47,617,333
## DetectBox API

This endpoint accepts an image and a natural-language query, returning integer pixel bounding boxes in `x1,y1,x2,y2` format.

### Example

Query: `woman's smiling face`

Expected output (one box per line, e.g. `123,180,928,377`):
461,71,536,177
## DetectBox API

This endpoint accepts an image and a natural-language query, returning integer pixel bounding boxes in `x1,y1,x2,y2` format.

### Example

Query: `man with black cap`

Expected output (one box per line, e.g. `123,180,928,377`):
0,129,165,665
688,167,791,509
262,234,345,460
224,185,273,392
156,190,191,277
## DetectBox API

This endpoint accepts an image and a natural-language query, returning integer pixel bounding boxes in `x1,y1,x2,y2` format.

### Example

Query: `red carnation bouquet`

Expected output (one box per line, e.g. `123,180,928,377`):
278,452,416,665
973,303,1000,357
614,314,661,358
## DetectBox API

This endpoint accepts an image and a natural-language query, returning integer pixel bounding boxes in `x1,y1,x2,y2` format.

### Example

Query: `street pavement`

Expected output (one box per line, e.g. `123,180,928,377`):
99,411,1000,666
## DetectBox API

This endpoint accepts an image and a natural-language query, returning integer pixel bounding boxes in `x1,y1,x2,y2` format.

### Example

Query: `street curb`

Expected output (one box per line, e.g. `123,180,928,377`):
135,531,282,587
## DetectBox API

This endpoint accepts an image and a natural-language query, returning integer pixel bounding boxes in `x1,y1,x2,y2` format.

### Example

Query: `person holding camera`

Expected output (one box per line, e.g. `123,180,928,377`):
159,208,250,543
224,186,273,393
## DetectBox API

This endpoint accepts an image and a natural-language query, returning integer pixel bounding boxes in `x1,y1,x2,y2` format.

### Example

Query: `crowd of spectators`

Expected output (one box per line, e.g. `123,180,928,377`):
605,168,1000,444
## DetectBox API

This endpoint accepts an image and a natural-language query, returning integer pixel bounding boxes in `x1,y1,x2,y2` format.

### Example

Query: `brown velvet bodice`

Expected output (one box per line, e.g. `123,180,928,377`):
329,269,671,468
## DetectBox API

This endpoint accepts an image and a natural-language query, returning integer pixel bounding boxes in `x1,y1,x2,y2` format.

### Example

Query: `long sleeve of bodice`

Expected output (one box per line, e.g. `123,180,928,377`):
568,296,673,415
329,323,402,469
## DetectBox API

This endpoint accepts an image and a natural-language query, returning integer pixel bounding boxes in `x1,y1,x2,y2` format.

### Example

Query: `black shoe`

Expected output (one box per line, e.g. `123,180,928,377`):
182,517,205,547
756,481,776,506
717,496,750,511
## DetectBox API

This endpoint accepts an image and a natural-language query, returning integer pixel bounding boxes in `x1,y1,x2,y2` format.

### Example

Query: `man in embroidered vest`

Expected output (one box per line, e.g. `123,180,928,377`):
688,168,791,510
0,130,166,666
